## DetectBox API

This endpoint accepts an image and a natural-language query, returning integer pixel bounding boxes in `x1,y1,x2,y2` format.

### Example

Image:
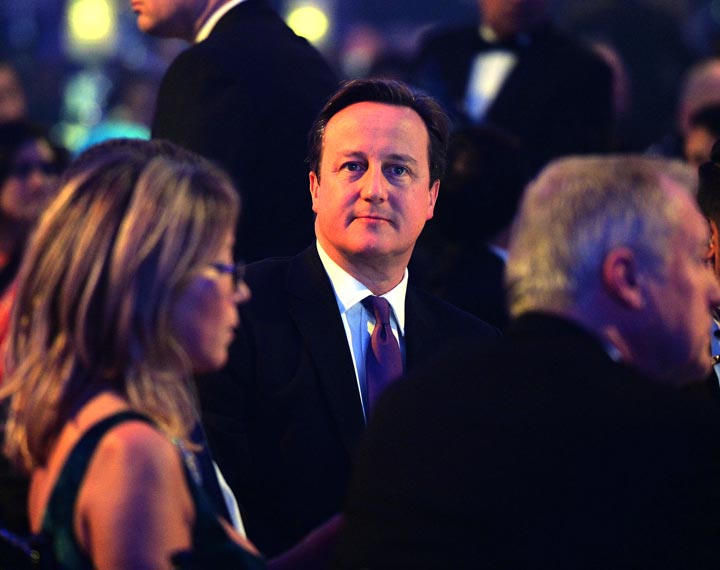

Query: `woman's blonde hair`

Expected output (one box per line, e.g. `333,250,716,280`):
1,139,239,472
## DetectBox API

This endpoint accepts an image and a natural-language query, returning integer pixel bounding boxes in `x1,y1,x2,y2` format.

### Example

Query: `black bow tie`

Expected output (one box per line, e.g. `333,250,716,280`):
478,33,530,53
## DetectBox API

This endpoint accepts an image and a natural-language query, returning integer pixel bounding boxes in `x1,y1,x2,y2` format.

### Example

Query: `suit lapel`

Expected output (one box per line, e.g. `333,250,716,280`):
404,287,440,372
286,247,365,457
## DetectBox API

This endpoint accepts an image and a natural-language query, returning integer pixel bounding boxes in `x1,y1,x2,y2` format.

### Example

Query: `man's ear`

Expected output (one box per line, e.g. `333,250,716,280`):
601,247,645,310
709,218,719,264
426,179,440,220
309,171,320,213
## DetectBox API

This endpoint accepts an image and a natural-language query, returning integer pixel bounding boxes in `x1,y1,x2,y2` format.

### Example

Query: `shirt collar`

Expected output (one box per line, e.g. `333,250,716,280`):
488,244,508,263
195,0,247,43
316,241,408,334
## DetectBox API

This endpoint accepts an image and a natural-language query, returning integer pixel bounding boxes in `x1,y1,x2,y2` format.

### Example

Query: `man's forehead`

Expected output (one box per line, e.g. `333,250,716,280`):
322,102,429,151
326,102,425,130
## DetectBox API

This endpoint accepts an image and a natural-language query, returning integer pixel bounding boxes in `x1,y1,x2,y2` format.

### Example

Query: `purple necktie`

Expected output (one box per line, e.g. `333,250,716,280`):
362,295,403,413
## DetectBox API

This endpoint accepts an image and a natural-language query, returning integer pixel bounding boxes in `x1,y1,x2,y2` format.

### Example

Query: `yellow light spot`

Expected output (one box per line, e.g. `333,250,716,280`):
68,0,114,44
286,5,329,44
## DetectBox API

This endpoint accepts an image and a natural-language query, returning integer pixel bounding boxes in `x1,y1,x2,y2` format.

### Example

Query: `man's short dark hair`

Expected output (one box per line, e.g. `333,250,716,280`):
307,79,450,186
689,103,720,139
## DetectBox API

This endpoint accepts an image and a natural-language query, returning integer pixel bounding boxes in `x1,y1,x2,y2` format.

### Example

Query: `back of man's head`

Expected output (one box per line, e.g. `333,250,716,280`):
506,155,696,318
506,155,719,385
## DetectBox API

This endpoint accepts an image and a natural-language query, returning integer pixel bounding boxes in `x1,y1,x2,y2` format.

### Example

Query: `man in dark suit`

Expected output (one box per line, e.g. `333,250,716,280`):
197,79,498,557
131,0,338,261
411,124,530,330
335,155,720,568
413,0,613,175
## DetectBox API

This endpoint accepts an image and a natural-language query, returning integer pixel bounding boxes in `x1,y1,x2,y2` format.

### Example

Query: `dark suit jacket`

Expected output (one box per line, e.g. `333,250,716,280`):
335,313,720,569
152,0,338,261
412,242,508,331
443,245,508,330
196,245,498,556
413,23,613,174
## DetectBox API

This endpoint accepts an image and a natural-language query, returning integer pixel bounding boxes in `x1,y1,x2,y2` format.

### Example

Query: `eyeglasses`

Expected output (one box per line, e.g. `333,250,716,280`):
208,261,246,290
9,161,58,179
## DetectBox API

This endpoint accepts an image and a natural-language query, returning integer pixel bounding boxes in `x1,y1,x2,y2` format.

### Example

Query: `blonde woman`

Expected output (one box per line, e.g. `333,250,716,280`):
1,139,262,569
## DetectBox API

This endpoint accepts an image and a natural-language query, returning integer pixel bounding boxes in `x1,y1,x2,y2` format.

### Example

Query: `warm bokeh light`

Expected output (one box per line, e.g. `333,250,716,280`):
68,0,115,43
286,5,330,44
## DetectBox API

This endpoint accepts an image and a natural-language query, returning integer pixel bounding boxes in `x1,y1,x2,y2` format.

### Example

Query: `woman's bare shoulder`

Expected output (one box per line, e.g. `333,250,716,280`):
90,419,186,484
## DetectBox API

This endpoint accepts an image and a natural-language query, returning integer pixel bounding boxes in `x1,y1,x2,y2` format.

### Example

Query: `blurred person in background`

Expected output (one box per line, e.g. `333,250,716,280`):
131,0,338,262
0,120,67,549
684,103,720,169
0,121,68,379
413,0,613,175
411,124,530,330
648,57,720,160
0,62,26,125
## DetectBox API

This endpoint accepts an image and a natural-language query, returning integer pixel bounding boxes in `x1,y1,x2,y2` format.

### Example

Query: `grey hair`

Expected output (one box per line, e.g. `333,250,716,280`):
506,155,696,317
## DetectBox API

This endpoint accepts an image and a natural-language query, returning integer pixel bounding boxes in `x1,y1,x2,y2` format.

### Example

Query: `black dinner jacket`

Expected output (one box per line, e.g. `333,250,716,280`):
413,23,613,174
152,0,338,261
196,245,498,556
335,313,720,568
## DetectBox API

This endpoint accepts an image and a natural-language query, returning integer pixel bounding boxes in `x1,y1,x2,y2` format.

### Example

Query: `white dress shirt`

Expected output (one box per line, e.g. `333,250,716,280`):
195,0,249,43
316,241,407,421
464,25,531,123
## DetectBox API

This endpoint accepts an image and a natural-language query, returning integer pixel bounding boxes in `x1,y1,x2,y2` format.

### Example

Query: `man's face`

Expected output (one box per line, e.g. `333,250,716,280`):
0,66,25,123
478,0,551,38
310,102,439,275
130,0,201,39
1,139,59,223
641,185,720,383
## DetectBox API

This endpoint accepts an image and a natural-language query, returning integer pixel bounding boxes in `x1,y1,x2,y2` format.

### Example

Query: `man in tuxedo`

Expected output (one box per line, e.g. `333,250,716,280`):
413,0,613,175
131,0,338,261
335,155,720,568
197,79,498,557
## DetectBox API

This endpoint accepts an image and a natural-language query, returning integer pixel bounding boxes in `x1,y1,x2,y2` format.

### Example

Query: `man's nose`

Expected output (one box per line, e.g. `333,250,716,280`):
360,165,388,201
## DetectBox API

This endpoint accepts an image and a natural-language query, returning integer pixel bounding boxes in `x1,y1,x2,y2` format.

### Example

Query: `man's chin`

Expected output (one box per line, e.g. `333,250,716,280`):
136,17,172,38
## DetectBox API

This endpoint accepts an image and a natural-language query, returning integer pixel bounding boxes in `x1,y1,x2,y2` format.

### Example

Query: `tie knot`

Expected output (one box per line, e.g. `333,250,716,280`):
362,295,392,326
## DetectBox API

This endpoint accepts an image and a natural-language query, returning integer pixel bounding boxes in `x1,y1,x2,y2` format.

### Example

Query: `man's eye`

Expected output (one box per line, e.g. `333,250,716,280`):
341,162,362,172
387,165,408,176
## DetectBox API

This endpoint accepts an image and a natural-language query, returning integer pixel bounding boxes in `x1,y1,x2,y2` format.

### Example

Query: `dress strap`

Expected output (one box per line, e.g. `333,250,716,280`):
41,410,155,569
